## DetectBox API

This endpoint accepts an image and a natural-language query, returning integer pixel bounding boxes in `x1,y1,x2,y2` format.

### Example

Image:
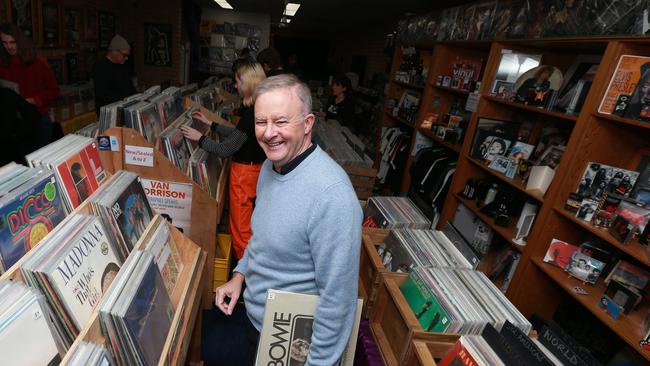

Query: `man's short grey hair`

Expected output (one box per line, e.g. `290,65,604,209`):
253,74,312,115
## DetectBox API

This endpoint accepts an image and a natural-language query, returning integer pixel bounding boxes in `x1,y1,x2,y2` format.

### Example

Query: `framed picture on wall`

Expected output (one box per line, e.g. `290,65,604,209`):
144,22,172,67
98,11,115,49
83,7,97,42
47,55,65,85
10,0,36,41
40,1,61,47
64,7,80,48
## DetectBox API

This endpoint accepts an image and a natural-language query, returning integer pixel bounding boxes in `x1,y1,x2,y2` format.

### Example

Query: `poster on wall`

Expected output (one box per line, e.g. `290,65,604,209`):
83,7,97,41
144,23,172,67
11,0,35,40
98,11,115,49
64,7,80,48
41,2,60,47
141,178,192,234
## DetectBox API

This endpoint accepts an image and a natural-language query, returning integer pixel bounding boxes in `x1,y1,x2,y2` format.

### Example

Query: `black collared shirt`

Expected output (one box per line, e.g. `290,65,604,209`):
274,143,317,175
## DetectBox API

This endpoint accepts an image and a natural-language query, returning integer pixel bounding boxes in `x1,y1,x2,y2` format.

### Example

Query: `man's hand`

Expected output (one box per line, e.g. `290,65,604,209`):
191,111,212,126
180,125,202,141
215,272,245,315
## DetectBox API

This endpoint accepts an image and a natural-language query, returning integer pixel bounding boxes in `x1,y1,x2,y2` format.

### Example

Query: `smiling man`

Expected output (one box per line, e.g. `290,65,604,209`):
215,74,362,365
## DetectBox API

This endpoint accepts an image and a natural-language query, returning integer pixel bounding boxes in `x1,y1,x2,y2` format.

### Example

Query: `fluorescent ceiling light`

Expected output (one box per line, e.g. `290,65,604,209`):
285,2,300,16
286,18,291,23
215,0,233,9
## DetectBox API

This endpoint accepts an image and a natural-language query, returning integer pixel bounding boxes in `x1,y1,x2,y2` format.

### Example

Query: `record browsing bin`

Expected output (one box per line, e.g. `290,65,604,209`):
59,216,207,366
213,233,232,290
370,272,459,366
359,228,391,318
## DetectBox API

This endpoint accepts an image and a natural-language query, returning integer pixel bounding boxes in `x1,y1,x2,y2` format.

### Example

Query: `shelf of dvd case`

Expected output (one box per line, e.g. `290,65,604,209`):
531,257,650,361
554,207,650,267
593,111,650,130
393,80,425,91
370,272,459,366
384,111,416,129
431,84,471,96
483,95,579,122
466,156,545,202
417,127,462,153
452,193,525,254
98,127,226,309
58,217,207,366
359,228,391,319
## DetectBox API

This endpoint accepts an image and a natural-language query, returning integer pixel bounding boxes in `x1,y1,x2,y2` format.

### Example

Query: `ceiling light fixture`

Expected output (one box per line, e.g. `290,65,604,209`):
215,0,233,10
284,2,300,16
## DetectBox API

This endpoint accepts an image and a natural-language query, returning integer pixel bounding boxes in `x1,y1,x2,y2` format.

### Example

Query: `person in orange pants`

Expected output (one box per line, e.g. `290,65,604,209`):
181,61,266,259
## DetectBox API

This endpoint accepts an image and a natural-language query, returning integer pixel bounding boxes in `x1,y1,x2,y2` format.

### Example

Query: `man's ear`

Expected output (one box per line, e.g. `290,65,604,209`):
304,113,315,135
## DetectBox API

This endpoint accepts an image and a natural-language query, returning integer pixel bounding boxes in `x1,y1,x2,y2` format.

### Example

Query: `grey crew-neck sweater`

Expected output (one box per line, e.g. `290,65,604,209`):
234,146,362,365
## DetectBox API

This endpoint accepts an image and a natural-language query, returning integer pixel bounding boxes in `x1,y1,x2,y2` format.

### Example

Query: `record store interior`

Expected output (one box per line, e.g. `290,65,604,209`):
2,0,650,365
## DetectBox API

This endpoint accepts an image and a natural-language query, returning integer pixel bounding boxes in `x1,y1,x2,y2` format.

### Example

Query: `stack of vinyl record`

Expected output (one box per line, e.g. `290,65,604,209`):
363,196,431,229
98,250,174,366
160,115,193,173
379,228,476,273
0,163,67,273
122,101,165,146
143,85,161,98
74,122,99,138
20,214,124,347
149,92,178,129
179,82,199,96
401,266,531,335
188,86,218,111
98,99,141,133
438,322,564,366
313,119,373,168
87,171,154,262
161,86,184,120
26,135,108,213
140,215,185,296
188,148,223,198
64,342,115,366
0,280,64,365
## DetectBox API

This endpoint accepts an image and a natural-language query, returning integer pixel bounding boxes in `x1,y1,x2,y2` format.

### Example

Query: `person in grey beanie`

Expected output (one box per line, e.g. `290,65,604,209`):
92,34,136,115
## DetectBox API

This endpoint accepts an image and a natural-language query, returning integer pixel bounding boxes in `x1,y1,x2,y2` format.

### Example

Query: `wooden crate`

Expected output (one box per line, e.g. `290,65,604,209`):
404,340,456,366
344,165,377,200
370,272,459,366
359,228,390,318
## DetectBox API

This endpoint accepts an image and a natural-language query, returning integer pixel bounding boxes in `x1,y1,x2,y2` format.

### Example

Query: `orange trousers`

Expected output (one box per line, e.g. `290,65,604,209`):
229,161,263,259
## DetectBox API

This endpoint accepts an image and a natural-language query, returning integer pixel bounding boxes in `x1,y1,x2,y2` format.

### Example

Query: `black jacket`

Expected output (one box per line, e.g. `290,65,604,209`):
0,87,41,165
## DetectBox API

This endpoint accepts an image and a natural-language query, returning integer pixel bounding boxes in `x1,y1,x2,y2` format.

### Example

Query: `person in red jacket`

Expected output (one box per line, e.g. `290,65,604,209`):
0,23,60,147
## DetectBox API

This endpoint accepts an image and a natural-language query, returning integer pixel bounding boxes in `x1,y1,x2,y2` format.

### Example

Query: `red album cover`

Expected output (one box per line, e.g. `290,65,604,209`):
56,142,107,209
438,339,480,366
543,239,578,270
599,55,650,115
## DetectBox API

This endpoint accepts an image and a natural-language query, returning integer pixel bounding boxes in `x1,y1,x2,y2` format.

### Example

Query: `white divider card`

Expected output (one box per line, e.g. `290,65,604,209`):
125,145,154,167
141,179,193,234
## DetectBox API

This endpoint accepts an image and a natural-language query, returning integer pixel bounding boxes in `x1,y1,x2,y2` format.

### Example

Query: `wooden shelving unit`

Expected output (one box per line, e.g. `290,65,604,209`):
394,80,425,90
483,95,579,122
431,84,471,96
383,111,416,129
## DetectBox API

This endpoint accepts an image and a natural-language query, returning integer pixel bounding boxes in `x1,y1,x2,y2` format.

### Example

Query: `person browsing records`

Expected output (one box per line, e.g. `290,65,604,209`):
214,74,362,365
92,35,136,115
320,75,356,129
0,23,60,147
180,61,266,260
256,47,284,77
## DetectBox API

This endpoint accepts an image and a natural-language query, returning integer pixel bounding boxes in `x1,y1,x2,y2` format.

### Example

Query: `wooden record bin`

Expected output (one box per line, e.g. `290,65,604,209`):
370,272,458,366
359,228,390,318
98,125,228,309
56,215,206,366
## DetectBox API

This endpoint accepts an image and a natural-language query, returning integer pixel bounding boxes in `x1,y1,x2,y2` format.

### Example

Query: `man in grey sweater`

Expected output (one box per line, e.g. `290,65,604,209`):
215,74,362,365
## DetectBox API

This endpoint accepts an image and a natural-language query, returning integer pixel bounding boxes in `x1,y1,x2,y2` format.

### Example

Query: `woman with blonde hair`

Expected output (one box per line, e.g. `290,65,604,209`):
181,61,266,259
